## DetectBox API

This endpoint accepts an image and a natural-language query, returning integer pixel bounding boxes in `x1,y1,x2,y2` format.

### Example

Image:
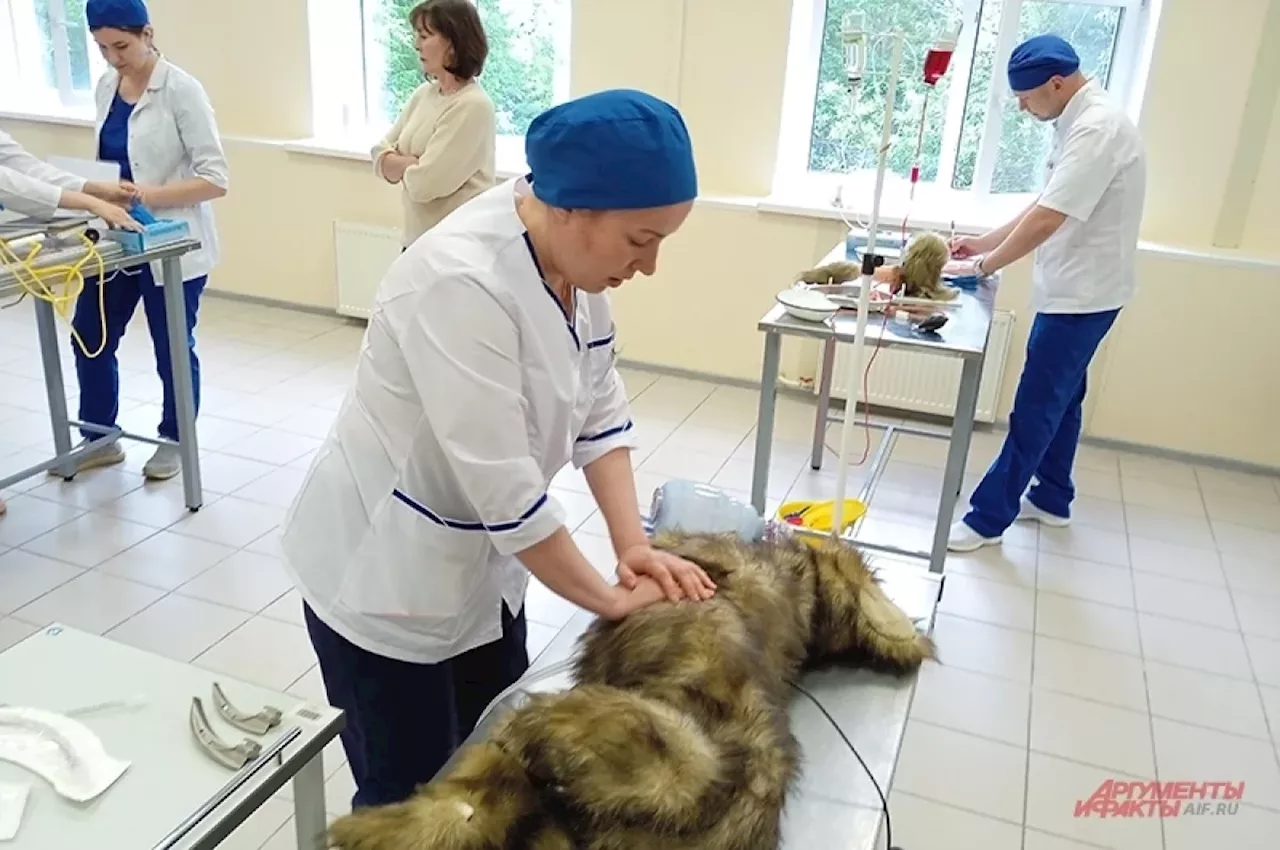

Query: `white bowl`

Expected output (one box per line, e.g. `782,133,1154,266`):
776,288,838,322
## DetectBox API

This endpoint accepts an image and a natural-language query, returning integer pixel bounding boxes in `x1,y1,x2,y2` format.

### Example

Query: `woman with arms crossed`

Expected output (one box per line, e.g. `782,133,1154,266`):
373,0,496,249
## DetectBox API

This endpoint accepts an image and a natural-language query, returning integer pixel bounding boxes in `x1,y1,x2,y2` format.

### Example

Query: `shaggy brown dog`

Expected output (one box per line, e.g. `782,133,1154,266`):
326,531,935,850
796,231,956,301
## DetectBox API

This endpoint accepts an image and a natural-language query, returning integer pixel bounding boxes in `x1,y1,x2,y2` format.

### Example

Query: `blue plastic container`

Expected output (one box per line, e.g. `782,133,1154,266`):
108,219,190,254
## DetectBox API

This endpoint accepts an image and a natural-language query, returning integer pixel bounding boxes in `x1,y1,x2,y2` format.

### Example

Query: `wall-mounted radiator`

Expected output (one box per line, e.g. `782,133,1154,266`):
333,222,402,320
819,309,1015,423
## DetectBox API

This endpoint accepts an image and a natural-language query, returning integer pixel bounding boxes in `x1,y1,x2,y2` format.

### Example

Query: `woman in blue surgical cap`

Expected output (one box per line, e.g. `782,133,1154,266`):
68,0,229,481
281,89,716,808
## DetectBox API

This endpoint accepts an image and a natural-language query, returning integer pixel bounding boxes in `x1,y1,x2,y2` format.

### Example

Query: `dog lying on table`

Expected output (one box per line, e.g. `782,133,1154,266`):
327,531,935,850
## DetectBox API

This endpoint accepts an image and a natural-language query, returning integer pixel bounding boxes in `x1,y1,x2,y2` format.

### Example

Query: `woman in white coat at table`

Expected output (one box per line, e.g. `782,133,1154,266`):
67,0,228,482
0,129,140,228
371,0,496,249
0,131,141,519
281,89,717,810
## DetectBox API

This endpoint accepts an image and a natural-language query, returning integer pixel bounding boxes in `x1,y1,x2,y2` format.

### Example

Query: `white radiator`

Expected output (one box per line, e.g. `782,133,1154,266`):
821,309,1015,423
333,221,402,319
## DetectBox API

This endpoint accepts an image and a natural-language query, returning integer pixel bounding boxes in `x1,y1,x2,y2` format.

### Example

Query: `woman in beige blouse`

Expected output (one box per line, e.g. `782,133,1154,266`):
373,0,497,248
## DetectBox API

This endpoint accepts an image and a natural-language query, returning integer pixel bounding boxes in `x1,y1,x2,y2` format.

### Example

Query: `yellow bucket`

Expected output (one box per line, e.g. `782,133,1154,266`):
775,498,867,546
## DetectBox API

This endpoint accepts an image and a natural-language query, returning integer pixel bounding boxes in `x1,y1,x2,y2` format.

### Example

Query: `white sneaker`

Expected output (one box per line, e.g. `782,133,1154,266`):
1016,497,1069,527
947,520,1001,552
143,445,182,481
69,439,126,474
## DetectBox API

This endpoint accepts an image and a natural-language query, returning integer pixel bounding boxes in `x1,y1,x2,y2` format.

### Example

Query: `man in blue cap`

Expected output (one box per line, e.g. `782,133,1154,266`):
281,88,716,807
947,34,1146,552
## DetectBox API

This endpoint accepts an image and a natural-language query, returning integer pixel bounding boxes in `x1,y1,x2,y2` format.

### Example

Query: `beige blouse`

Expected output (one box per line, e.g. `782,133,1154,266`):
371,80,497,246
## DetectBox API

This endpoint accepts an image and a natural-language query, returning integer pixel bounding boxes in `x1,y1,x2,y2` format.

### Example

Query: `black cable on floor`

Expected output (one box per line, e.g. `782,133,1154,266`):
789,679,902,850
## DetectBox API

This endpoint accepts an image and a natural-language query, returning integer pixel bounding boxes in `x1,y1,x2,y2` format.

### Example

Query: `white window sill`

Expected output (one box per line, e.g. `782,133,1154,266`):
0,101,96,128
281,132,530,181
9,111,1273,272
1134,240,1280,272
281,137,373,163
757,174,1280,270
762,171,1038,236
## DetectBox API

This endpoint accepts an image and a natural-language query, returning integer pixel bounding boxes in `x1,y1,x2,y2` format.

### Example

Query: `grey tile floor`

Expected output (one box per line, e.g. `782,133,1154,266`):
2,294,1278,849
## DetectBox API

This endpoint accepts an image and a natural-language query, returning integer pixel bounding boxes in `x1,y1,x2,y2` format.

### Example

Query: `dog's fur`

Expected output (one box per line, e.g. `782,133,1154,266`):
795,259,861,286
795,231,956,301
898,232,956,301
326,532,935,850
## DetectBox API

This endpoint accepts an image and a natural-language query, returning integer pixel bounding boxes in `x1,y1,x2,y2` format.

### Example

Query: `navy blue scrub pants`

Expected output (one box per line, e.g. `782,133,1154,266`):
71,264,206,442
303,601,529,809
963,308,1120,539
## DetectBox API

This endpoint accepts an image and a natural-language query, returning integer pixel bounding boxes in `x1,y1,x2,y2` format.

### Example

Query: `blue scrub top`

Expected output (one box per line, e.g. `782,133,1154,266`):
97,93,135,182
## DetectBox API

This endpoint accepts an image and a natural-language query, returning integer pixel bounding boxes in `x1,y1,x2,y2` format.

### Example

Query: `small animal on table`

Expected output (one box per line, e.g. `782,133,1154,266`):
325,531,934,850
795,259,862,286
796,231,956,302
882,231,956,301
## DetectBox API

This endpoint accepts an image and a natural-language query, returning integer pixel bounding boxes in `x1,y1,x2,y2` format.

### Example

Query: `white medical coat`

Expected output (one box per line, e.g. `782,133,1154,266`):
92,58,229,283
0,130,87,219
1032,79,1146,314
281,177,639,664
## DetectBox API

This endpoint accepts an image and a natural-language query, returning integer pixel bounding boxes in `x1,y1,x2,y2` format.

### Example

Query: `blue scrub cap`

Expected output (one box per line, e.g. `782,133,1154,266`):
1007,34,1080,93
86,0,150,30
525,89,697,211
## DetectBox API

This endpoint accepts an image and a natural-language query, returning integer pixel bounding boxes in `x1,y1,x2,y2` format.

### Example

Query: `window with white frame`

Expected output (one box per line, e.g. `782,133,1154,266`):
308,0,570,169
777,0,1150,203
0,0,109,114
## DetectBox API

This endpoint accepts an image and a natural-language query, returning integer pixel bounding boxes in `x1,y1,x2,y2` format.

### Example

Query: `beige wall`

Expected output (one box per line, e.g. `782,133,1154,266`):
4,0,1279,469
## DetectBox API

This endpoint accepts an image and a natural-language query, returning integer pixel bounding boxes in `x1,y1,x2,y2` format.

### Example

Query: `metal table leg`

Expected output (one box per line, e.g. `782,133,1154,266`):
810,338,837,471
929,355,983,573
161,257,203,511
33,299,77,479
291,754,328,850
749,332,782,515
951,358,983,487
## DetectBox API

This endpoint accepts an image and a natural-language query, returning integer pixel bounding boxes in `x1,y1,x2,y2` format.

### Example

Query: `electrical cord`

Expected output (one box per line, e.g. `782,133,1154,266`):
790,679,903,850
0,231,110,358
826,297,893,467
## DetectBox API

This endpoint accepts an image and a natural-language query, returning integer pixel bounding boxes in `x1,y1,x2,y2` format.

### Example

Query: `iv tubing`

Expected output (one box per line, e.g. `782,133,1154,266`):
902,86,932,241
909,87,931,202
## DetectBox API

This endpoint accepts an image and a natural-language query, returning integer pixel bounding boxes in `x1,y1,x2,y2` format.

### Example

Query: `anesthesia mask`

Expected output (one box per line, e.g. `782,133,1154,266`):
643,480,769,542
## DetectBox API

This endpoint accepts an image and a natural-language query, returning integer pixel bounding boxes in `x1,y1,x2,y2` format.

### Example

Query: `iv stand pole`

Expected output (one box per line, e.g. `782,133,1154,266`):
829,28,905,540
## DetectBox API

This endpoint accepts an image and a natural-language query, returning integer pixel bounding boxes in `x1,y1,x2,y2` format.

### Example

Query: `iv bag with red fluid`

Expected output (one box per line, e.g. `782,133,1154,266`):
911,28,961,195
923,30,959,86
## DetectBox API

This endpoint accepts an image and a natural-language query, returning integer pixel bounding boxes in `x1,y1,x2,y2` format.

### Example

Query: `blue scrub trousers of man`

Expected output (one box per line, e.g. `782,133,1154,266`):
71,265,206,444
303,602,530,809
961,308,1119,540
